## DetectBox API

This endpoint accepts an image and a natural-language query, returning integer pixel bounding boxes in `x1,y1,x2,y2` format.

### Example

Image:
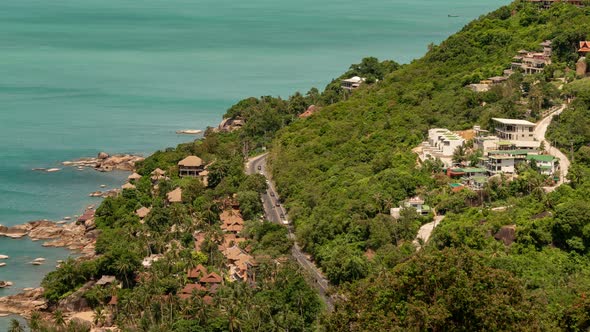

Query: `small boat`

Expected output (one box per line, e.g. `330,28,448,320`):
33,257,46,262
176,129,203,135
64,216,71,220
100,184,107,188
46,168,61,172
0,263,6,267
0,255,8,259
32,168,47,171
448,14,459,17
31,261,43,265
56,220,67,225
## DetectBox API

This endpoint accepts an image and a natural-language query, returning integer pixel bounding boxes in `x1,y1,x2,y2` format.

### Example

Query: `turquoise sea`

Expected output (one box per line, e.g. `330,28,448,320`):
0,0,508,328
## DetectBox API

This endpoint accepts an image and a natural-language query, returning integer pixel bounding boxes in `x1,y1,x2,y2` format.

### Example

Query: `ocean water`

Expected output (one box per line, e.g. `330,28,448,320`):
0,0,509,327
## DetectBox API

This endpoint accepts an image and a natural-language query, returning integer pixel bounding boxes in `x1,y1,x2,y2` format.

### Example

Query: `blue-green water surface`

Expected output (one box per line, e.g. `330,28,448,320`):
0,0,508,328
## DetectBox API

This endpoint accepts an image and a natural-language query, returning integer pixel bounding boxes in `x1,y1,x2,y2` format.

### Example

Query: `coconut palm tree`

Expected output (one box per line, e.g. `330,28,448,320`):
93,307,107,327
28,312,42,332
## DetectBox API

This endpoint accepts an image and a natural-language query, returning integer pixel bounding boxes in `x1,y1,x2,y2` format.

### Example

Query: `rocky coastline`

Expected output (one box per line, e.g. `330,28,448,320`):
0,219,97,256
1,151,138,326
62,152,144,172
0,215,99,319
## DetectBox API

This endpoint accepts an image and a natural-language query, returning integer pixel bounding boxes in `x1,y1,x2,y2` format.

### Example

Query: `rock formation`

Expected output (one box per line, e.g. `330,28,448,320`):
0,288,46,317
0,220,97,257
62,153,144,172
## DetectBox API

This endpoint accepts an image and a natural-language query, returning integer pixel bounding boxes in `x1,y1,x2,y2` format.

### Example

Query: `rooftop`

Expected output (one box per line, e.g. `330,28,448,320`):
342,76,365,83
492,118,536,126
526,154,556,162
488,150,534,155
167,187,183,203
178,156,204,167
128,172,142,180
135,206,151,219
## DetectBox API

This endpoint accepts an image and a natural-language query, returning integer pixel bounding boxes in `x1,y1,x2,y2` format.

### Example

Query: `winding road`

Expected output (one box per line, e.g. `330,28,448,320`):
534,104,570,188
413,215,445,250
246,154,335,311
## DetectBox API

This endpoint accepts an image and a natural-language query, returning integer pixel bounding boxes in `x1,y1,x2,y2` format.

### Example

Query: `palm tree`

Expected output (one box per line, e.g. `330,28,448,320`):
53,309,66,327
8,319,24,332
29,312,42,332
93,307,107,327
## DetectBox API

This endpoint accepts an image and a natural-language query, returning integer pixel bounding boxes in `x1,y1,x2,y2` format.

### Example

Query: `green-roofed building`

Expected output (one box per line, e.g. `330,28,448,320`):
527,154,559,175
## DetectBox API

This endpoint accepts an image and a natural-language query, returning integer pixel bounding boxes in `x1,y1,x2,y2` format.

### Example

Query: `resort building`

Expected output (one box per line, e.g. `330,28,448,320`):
150,168,167,182
492,118,536,141
579,41,590,53
135,206,151,220
341,76,365,90
527,154,559,176
178,156,204,177
167,187,183,203
128,172,142,182
526,0,584,9
419,128,466,167
390,196,431,219
511,41,552,75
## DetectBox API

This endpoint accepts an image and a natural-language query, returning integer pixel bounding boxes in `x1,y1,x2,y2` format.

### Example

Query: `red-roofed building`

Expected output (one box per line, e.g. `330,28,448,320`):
77,209,95,223
200,272,222,285
188,264,208,279
178,283,207,300
579,41,590,53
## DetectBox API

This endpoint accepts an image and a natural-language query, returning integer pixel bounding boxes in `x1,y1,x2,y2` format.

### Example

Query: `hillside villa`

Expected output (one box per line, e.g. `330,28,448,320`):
341,76,365,90
390,196,431,219
469,41,553,92
178,155,205,177
527,154,560,175
511,41,552,75
526,0,584,9
419,128,466,167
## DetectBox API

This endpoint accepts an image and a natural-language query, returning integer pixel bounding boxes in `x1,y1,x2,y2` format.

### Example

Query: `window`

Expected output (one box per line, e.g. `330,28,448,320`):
529,127,533,132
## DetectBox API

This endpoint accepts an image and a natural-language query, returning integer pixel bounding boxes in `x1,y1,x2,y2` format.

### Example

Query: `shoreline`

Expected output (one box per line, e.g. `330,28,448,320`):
0,151,144,321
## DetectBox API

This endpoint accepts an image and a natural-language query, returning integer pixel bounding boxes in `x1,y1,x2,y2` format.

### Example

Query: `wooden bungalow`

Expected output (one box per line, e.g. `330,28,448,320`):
178,156,205,177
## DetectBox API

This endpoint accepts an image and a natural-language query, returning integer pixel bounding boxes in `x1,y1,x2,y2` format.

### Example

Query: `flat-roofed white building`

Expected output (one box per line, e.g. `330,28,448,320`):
419,128,466,167
492,118,536,141
341,76,365,90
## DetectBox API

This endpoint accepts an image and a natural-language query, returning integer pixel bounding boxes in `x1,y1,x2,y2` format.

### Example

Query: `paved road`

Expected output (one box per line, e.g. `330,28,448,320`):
245,154,335,311
412,215,445,250
534,104,570,188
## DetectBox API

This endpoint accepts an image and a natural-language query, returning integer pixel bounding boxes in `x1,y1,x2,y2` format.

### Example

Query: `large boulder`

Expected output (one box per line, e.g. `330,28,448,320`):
97,152,109,160
57,281,95,312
